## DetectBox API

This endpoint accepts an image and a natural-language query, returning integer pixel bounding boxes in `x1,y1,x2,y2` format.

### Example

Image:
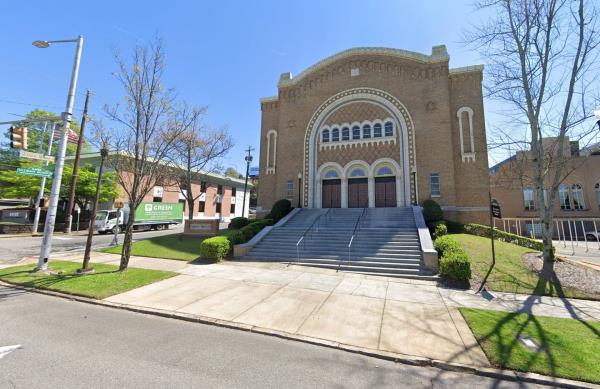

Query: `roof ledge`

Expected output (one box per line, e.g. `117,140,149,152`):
278,46,451,87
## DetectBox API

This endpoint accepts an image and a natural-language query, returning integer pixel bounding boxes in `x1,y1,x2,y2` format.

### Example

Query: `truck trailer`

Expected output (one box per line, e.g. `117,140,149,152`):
95,202,183,234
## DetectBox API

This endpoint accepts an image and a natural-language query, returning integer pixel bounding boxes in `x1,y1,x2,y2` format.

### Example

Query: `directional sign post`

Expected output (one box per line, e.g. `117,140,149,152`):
478,193,501,293
16,167,53,178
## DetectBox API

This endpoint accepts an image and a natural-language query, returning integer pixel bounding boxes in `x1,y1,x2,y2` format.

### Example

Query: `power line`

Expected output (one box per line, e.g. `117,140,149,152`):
0,98,84,112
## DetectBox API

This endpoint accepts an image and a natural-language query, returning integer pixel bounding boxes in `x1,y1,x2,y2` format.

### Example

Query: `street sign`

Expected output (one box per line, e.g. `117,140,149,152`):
16,167,53,178
491,199,502,219
19,150,55,163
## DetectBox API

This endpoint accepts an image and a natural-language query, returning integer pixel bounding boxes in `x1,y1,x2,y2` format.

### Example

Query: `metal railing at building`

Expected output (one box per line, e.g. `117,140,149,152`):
496,217,600,253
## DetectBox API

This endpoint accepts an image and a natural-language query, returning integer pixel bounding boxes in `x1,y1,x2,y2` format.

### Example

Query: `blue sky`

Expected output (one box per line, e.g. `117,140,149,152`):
1,0,499,171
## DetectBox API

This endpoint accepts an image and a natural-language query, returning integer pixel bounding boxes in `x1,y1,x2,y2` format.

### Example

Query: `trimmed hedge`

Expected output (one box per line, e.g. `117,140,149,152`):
229,217,249,229
266,199,292,222
434,235,461,256
444,219,465,233
200,236,230,261
433,222,447,239
439,251,472,281
422,199,443,223
221,229,245,246
464,223,543,251
241,223,261,241
434,235,471,281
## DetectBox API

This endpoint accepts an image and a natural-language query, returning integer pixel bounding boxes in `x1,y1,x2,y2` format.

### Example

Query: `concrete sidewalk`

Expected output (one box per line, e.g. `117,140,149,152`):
105,260,490,367
7,251,600,368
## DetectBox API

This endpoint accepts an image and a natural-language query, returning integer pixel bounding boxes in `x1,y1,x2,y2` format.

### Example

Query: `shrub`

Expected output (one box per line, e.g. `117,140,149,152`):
229,217,249,229
240,224,261,241
268,199,292,222
463,223,543,251
221,229,244,246
434,235,461,257
433,222,448,239
439,251,472,281
422,199,443,223
445,219,465,233
200,236,230,261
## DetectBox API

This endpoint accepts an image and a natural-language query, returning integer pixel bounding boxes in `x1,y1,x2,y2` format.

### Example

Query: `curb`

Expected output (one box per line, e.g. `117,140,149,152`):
0,280,597,389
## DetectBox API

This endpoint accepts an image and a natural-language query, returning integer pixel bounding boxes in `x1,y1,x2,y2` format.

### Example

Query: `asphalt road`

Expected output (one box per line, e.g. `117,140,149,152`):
0,225,185,264
0,286,552,389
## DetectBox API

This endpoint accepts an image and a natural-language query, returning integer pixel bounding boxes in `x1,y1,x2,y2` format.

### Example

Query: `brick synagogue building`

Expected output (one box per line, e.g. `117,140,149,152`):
257,46,490,224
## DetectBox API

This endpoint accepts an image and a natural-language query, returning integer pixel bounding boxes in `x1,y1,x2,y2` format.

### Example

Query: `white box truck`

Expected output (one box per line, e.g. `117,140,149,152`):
95,202,183,234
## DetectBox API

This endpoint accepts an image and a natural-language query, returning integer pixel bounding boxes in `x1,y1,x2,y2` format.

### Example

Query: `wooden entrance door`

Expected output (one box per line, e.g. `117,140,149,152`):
322,179,341,208
375,177,396,207
348,178,369,208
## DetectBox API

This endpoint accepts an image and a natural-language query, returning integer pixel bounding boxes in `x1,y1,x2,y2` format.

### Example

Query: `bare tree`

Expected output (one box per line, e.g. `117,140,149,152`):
467,0,599,279
169,103,234,222
101,38,183,270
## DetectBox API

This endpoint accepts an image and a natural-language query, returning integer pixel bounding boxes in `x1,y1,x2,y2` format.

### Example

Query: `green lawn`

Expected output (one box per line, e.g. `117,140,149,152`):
460,308,600,384
100,233,204,261
0,261,176,299
451,233,597,299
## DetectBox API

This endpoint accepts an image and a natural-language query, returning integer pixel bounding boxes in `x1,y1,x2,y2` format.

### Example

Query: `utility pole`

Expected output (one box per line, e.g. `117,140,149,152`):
241,145,254,218
36,35,84,271
80,147,108,273
64,89,90,233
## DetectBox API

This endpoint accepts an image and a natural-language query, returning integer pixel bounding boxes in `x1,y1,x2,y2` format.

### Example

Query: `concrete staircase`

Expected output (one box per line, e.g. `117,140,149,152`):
243,207,436,279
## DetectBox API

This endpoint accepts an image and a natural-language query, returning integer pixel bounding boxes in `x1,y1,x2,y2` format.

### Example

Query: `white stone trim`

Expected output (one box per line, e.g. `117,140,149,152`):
266,129,278,174
449,65,484,75
315,159,403,208
457,107,476,162
260,96,279,103
279,46,450,87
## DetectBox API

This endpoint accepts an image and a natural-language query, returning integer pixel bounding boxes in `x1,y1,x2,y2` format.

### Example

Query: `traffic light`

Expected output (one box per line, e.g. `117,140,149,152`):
9,126,28,150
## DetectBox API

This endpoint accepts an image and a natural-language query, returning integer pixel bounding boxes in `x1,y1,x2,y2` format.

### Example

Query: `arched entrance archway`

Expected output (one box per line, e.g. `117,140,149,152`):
304,88,416,208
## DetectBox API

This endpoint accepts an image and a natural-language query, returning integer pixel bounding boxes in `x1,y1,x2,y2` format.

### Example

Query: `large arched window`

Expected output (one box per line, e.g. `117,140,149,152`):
342,127,350,141
571,184,585,210
596,183,600,208
323,170,339,179
362,124,371,139
322,129,330,143
384,121,394,137
373,123,382,138
331,128,339,142
349,168,367,178
559,184,571,210
523,187,534,211
266,129,277,174
352,125,361,140
376,166,394,176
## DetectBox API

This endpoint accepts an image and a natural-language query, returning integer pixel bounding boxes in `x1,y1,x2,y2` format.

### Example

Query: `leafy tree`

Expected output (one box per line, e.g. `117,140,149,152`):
0,163,118,208
61,164,119,210
223,167,242,179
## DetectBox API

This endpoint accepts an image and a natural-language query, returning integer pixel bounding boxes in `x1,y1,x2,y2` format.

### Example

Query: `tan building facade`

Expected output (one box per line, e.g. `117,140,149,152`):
491,140,600,220
258,46,490,223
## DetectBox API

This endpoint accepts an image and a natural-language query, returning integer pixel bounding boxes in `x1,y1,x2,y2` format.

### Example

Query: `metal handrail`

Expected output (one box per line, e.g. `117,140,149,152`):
291,208,332,265
343,208,367,270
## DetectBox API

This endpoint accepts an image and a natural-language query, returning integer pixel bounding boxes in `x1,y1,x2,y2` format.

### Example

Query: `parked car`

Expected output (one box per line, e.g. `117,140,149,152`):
585,230,600,241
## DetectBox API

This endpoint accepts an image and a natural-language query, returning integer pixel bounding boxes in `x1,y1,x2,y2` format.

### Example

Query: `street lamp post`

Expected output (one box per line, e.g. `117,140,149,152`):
34,35,84,271
297,172,302,208
241,146,254,218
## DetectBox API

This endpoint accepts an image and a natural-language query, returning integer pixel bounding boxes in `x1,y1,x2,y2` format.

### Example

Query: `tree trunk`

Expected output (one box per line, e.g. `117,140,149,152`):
187,197,194,222
119,212,136,271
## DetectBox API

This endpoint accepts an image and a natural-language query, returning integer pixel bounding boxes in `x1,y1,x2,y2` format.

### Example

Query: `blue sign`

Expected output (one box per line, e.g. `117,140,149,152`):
249,166,259,177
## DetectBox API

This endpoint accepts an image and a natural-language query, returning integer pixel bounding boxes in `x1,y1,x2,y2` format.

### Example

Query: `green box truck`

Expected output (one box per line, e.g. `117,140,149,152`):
94,202,184,234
